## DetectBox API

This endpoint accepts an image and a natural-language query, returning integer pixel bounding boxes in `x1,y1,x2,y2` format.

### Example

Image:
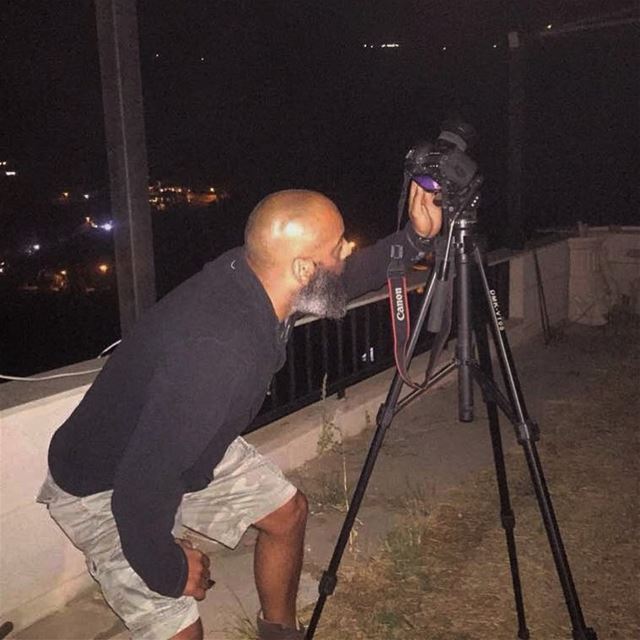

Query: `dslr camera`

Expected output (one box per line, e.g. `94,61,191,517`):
405,119,479,210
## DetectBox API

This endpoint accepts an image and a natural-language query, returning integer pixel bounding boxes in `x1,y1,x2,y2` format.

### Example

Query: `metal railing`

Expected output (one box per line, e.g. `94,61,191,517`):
247,259,509,431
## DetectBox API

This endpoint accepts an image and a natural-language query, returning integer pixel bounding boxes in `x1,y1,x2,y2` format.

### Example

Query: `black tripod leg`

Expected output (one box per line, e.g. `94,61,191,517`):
305,267,446,639
472,290,529,639
473,247,597,640
456,236,474,422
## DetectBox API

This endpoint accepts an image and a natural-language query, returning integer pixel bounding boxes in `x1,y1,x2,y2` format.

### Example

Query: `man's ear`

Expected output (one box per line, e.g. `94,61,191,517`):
292,257,316,286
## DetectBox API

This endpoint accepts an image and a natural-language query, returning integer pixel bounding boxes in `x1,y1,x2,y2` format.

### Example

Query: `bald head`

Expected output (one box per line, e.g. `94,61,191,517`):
245,190,343,270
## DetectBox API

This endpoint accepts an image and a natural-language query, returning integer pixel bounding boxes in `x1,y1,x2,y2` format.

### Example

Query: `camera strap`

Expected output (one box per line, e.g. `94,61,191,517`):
396,172,411,232
387,239,455,391
387,170,435,390
387,244,417,388
387,244,433,390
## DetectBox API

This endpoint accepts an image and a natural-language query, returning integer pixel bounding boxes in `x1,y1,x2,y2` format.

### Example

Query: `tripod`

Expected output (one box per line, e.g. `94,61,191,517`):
305,209,598,639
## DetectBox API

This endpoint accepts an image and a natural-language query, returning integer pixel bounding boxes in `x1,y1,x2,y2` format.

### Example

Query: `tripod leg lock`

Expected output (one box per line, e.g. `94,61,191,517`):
318,571,338,596
516,419,540,444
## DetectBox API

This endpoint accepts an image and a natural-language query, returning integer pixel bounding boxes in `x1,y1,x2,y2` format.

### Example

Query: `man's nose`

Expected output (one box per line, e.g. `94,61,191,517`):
340,240,355,261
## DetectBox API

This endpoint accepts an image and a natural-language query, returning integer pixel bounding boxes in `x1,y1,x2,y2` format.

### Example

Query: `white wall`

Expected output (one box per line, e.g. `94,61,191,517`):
0,387,93,631
600,229,640,302
565,228,640,324
508,239,570,338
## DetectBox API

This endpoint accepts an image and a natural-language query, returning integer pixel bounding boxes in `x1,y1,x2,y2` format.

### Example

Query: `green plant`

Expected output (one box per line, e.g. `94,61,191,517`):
224,588,257,639
314,373,360,550
226,614,257,640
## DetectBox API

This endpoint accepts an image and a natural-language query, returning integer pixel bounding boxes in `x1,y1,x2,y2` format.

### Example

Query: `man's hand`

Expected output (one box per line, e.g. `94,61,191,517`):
408,180,442,238
176,538,214,601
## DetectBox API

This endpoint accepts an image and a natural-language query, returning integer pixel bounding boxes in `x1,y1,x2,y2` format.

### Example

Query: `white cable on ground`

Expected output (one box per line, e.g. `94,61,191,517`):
0,369,103,382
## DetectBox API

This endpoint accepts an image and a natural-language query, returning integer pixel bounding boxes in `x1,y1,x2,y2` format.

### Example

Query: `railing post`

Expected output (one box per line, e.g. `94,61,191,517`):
350,310,358,372
336,320,345,399
305,324,314,393
287,336,296,401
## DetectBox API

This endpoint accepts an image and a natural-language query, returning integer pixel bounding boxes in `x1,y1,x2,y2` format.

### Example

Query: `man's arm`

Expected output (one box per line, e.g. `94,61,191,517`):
111,339,245,598
343,184,442,300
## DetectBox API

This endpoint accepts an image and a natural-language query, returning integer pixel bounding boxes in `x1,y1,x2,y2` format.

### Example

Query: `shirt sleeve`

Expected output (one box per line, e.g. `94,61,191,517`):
111,338,246,597
342,224,435,301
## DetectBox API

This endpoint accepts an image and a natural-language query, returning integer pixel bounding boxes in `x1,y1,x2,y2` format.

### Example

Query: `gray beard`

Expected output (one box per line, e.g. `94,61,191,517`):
291,267,348,320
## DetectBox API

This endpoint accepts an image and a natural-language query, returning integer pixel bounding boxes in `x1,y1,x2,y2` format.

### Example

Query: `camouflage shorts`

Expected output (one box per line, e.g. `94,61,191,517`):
38,436,297,640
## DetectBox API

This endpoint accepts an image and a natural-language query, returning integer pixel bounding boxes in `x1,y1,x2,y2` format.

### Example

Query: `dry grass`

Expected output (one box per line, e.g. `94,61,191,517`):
303,312,639,639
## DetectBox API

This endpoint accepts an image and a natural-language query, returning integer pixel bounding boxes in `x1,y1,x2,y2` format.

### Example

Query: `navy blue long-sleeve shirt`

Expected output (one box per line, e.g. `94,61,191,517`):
48,226,431,597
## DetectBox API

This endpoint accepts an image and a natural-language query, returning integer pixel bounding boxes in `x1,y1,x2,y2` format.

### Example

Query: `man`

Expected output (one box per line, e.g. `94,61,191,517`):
38,184,441,640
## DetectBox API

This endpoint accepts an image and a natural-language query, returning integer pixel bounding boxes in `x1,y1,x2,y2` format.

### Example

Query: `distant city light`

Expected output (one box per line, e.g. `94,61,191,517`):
493,43,498,48
0,161,6,166
5,171,16,176
442,46,447,51
363,43,400,49
100,222,113,231
60,269,67,276
62,191,69,198
200,57,205,62
546,23,553,30
0,267,4,275
209,187,215,193
98,264,109,274
154,53,160,59
83,193,90,200
32,244,40,251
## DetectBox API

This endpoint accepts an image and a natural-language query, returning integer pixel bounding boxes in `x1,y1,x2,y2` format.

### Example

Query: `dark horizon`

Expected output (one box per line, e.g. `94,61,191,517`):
2,2,638,250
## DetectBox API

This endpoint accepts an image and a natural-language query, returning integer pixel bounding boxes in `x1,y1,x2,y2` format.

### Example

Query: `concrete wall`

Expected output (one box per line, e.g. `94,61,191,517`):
1,233,625,632
508,239,570,338
599,228,640,303
565,228,640,324
0,387,93,631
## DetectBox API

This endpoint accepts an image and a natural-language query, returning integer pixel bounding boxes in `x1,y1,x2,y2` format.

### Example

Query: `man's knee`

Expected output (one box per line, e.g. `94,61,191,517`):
255,490,308,537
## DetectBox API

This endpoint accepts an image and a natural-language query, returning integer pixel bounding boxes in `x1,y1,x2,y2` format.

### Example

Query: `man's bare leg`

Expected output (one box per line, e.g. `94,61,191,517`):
253,491,308,628
171,618,203,640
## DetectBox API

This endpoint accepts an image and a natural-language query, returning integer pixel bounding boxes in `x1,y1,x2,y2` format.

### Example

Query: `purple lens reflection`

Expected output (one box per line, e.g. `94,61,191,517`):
413,175,441,191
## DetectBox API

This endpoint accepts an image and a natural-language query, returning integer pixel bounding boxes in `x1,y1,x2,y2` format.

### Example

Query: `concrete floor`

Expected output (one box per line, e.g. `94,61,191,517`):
11,319,628,640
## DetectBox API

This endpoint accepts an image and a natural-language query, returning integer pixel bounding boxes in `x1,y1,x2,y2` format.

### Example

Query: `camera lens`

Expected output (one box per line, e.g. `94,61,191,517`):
413,175,441,192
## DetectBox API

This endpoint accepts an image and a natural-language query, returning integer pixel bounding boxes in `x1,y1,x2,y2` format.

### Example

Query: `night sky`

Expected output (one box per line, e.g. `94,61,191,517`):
1,1,638,251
